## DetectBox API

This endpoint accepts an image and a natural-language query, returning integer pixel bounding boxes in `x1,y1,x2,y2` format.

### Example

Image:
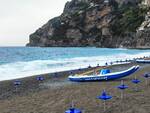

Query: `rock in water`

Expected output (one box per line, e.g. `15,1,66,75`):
27,0,150,48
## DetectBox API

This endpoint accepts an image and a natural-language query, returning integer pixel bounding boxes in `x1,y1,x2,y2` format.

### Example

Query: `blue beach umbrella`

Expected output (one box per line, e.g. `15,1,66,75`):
88,65,91,68
117,84,128,90
54,73,58,78
97,90,112,101
110,62,113,65
120,60,123,62
69,71,73,75
65,101,82,113
143,73,150,85
36,76,44,81
13,80,21,92
97,64,99,67
132,78,141,91
143,73,150,78
117,81,128,99
133,58,136,61
97,90,112,111
117,81,128,112
132,79,141,84
105,62,108,66
65,108,82,113
14,80,21,86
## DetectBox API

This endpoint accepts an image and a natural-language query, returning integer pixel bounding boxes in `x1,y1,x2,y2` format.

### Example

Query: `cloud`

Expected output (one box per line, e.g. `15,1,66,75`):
0,0,70,46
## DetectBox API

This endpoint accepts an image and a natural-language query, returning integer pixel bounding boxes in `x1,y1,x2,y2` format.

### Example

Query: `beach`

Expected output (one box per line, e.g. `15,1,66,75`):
0,63,149,113
0,0,150,112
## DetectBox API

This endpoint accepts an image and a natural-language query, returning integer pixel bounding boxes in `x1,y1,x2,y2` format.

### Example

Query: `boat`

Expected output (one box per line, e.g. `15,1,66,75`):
136,59,150,63
68,65,139,82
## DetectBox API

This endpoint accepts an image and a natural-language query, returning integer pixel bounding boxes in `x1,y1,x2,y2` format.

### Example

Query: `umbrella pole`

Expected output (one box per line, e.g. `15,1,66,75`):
121,91,124,113
146,79,148,86
71,100,74,108
121,90,124,100
135,84,138,92
103,100,106,112
135,76,138,91
121,80,124,100
38,80,43,87
15,86,18,93
82,109,85,113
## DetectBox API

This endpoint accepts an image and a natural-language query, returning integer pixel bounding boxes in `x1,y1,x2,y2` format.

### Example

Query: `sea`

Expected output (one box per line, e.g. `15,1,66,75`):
0,47,150,81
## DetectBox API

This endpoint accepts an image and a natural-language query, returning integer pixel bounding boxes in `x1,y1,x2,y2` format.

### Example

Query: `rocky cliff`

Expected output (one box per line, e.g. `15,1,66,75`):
27,0,150,48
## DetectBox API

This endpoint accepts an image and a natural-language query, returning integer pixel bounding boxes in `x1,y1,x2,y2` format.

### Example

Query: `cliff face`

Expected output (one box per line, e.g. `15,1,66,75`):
27,0,150,48
136,11,150,48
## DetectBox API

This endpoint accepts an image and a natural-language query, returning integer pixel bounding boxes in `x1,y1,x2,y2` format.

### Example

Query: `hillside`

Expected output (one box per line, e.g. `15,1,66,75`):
27,0,150,48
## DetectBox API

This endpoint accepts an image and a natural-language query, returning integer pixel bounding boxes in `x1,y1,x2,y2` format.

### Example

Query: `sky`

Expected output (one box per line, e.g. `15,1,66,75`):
0,0,71,46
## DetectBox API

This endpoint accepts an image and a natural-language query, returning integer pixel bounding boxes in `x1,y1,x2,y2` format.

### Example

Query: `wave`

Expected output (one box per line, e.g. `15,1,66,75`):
0,52,149,81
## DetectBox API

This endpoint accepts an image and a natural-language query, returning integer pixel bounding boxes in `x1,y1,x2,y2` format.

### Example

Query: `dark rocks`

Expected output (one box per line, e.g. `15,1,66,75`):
27,0,150,48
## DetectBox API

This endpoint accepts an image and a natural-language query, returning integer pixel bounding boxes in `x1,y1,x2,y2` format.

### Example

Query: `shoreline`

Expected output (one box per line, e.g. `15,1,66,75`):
0,63,147,96
0,58,148,82
0,47,149,82
0,63,132,99
0,62,149,113
2,46,150,50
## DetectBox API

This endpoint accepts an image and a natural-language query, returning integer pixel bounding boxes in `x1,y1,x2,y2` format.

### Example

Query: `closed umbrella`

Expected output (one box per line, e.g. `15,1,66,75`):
65,101,82,113
36,76,44,87
132,78,140,91
13,80,21,92
117,80,128,112
36,76,44,81
143,73,150,86
117,80,128,99
97,90,112,112
65,108,82,113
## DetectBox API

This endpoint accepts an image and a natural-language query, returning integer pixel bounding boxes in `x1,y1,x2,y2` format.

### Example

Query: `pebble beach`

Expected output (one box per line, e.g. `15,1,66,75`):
0,62,149,113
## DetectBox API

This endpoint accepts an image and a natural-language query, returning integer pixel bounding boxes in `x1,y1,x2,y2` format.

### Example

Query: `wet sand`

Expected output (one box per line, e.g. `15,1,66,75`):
0,63,149,113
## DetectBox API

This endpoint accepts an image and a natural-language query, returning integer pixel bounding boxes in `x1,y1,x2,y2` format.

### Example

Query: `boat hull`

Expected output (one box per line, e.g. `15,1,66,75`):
136,60,150,63
68,66,139,82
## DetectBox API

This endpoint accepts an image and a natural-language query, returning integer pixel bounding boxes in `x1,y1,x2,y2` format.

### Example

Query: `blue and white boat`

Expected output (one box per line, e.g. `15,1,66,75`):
136,59,150,63
68,65,139,82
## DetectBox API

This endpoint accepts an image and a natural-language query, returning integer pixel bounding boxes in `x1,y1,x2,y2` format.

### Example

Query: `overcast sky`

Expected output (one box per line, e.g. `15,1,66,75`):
0,0,70,46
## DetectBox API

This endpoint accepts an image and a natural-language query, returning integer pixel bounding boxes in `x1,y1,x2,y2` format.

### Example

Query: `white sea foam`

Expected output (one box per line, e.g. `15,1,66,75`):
0,52,149,81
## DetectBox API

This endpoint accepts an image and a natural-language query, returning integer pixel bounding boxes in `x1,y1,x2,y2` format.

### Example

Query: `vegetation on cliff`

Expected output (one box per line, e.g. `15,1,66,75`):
112,6,149,35
27,0,150,48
